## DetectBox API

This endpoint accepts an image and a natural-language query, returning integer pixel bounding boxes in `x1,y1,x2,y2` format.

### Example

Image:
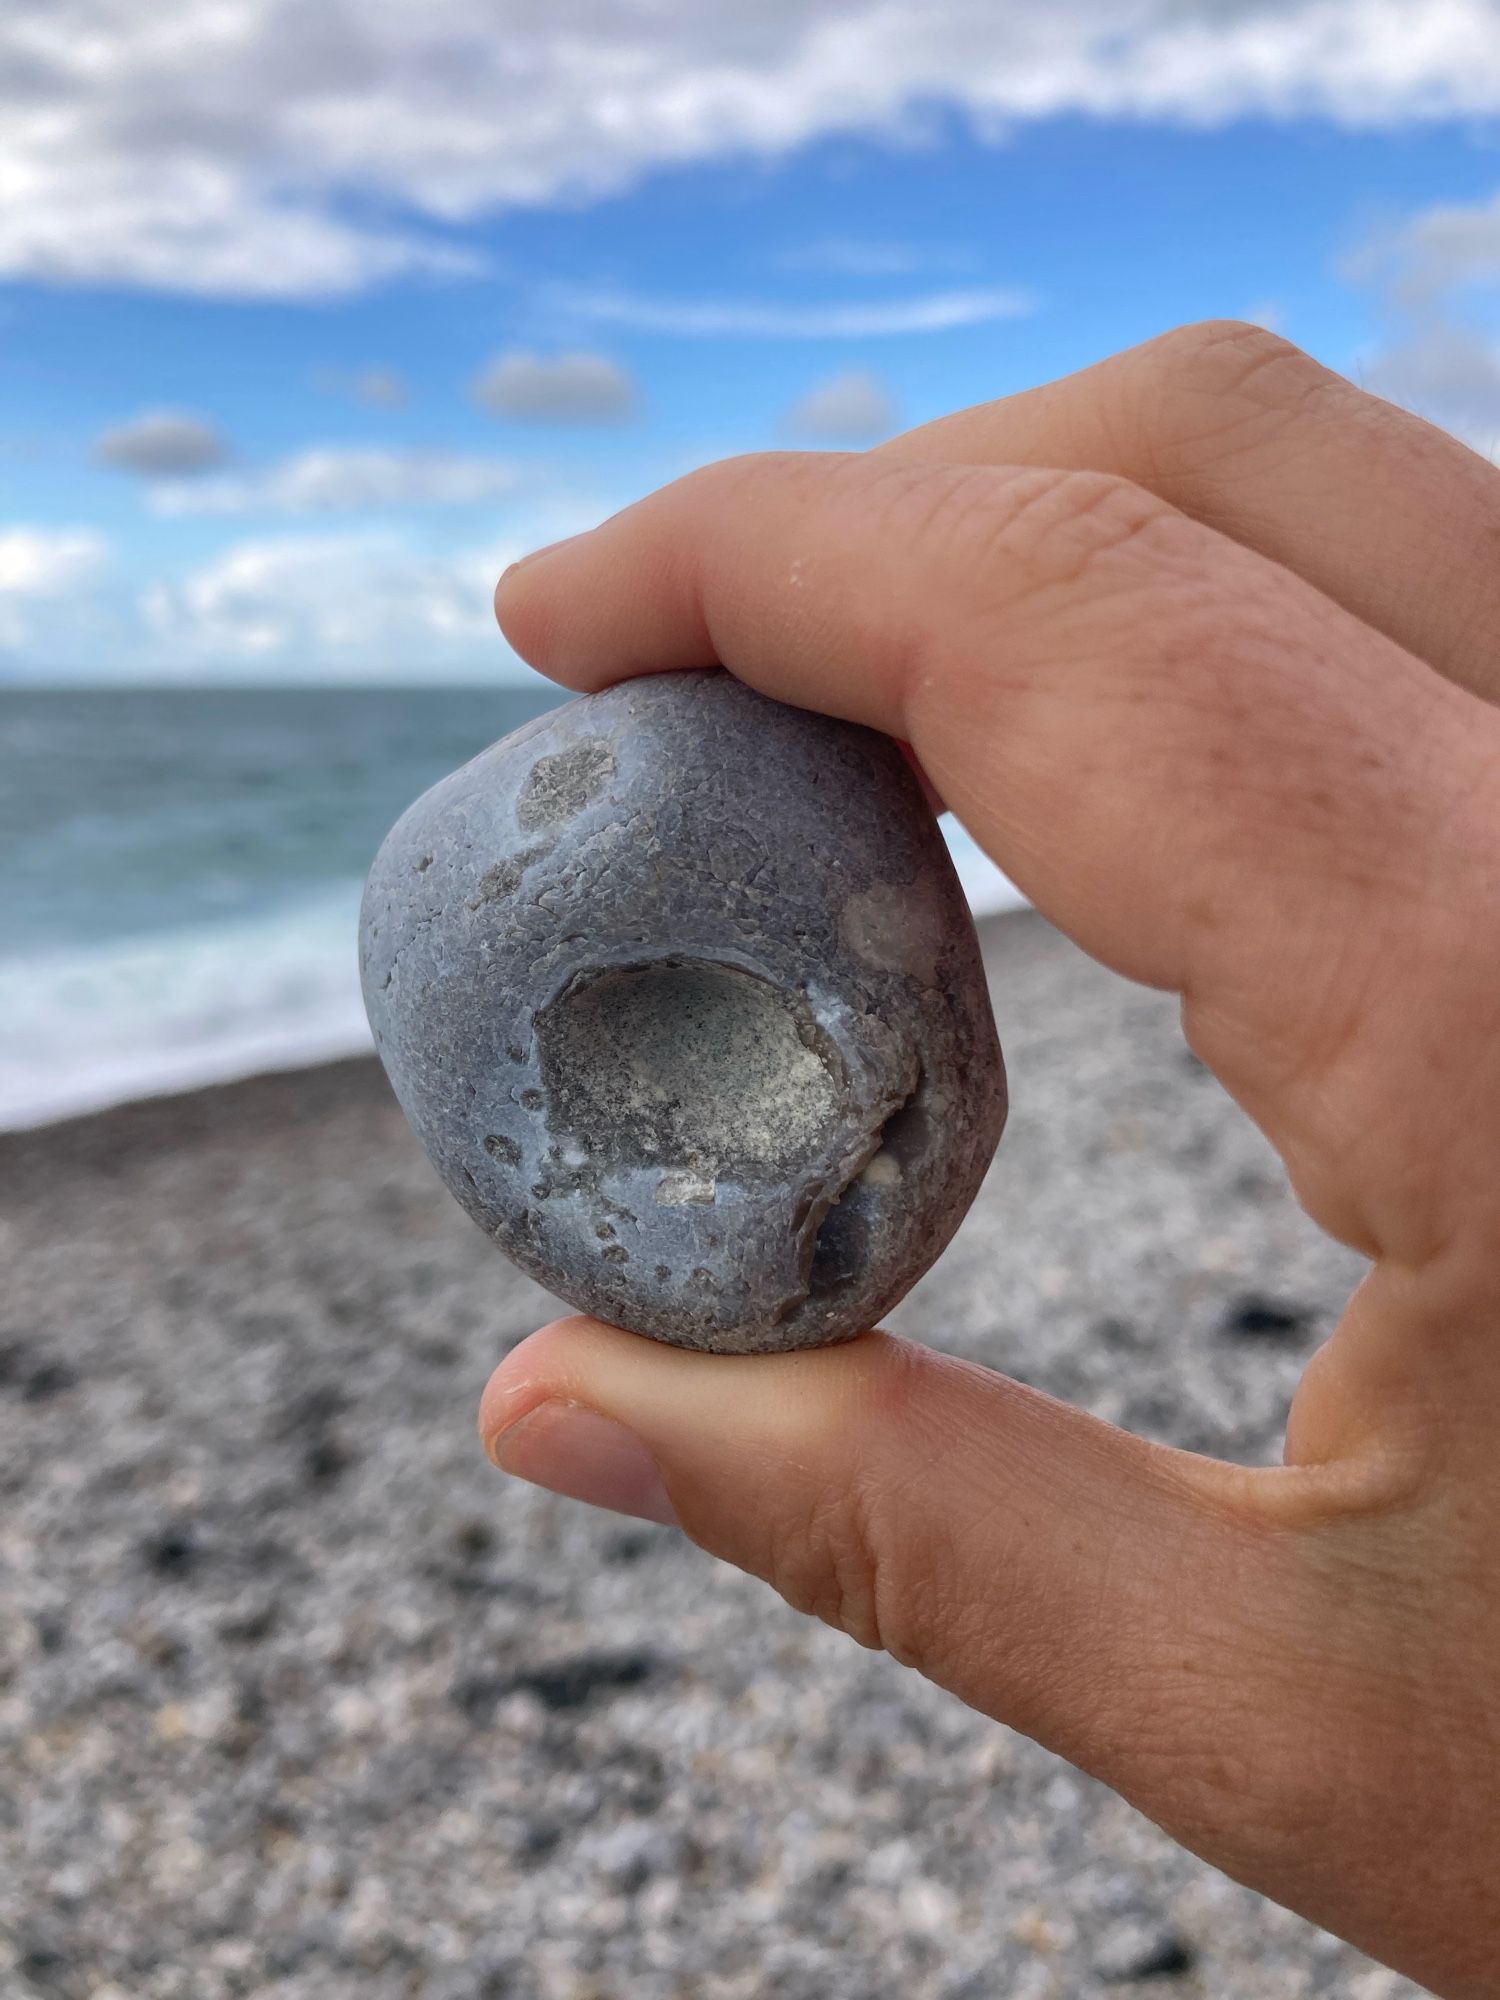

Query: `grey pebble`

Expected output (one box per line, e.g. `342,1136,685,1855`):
360,668,1007,1353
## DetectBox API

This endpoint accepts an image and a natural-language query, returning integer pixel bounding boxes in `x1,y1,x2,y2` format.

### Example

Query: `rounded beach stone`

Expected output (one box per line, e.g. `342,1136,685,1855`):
359,670,1006,1354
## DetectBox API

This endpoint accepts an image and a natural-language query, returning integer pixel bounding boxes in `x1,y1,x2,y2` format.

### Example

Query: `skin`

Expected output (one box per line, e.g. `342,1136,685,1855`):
482,320,1500,1996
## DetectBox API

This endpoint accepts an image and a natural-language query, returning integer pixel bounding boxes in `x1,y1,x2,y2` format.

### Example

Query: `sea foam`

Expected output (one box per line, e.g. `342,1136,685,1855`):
1,830,1024,1133
0,881,372,1130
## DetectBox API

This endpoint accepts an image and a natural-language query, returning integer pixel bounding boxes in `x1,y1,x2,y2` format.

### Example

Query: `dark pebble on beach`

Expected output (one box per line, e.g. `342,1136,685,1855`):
1096,1924,1199,1982
1221,1293,1314,1339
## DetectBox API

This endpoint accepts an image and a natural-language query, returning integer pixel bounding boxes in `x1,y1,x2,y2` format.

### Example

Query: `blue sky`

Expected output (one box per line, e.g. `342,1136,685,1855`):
4,1,1500,684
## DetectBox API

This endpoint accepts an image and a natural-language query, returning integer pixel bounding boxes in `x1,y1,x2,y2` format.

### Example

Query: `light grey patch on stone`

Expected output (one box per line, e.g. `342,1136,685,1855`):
655,1171,717,1206
840,882,947,982
467,845,547,908
516,740,615,831
534,959,842,1179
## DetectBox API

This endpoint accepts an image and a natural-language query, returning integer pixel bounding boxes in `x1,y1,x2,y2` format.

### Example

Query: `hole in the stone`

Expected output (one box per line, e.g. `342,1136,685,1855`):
803,1073,927,1301
807,1188,870,1296
534,959,845,1178
876,1091,930,1170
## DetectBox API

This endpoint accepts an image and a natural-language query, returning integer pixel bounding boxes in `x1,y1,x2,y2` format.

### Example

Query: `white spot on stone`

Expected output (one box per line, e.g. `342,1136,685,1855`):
655,1171,717,1206
840,883,947,983
859,1150,902,1189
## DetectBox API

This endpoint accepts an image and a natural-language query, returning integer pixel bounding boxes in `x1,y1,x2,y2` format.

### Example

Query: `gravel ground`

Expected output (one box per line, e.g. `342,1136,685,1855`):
0,911,1425,2000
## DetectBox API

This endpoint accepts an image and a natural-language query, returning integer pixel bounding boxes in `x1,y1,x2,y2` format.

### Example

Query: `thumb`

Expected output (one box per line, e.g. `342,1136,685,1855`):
478,1318,1310,1818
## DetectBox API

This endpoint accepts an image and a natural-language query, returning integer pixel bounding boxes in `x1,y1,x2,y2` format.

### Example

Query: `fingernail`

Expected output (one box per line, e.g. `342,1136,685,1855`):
489,1400,678,1527
498,532,584,587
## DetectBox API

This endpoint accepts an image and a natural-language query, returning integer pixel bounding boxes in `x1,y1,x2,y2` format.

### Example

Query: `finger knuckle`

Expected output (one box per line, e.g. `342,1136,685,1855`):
754,1341,948,1664
1147,317,1322,400
1133,319,1344,473
863,459,1176,607
767,1466,974,1675
992,464,1176,590
768,1480,890,1652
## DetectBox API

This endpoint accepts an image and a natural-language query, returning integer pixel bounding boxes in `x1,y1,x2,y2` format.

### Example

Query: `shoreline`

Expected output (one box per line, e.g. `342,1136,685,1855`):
3,896,1031,1141
3,815,1025,1139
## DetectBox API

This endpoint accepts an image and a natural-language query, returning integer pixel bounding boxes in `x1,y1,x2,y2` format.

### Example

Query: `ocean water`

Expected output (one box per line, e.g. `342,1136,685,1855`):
0,686,1022,1130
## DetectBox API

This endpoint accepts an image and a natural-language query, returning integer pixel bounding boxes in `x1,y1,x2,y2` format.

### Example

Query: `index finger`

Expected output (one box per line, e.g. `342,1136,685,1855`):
496,450,1500,1285
878,318,1500,706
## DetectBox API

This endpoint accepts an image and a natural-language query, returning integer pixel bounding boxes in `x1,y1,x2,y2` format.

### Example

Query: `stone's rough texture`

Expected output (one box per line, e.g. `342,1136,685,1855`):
359,669,1007,1353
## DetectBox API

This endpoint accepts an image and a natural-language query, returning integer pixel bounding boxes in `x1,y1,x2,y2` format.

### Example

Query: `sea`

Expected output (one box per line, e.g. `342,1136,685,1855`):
0,686,1024,1131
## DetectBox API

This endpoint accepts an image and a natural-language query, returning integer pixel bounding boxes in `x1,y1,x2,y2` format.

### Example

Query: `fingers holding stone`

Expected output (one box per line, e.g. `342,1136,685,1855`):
497,449,1500,1276
480,1318,1276,1785
876,318,1500,706
479,1314,1490,1978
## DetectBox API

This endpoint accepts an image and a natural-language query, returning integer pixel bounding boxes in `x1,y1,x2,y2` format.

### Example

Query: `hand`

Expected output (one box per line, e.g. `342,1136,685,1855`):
484,320,1500,1997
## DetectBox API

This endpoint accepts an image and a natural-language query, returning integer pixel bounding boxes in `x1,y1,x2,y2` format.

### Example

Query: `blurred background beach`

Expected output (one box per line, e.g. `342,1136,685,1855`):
5,4,1500,1995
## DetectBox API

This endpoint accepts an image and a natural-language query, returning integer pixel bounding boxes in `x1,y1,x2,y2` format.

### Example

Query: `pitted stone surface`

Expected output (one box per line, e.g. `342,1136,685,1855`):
359,669,1007,1352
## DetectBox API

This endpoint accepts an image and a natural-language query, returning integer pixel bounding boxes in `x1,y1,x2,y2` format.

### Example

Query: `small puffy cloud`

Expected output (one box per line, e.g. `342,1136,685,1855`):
556,285,1032,338
473,350,638,423
1362,322,1500,451
97,410,231,478
1343,190,1500,455
1345,189,1500,306
150,448,522,518
355,367,407,408
785,369,899,442
315,365,409,408
0,526,107,595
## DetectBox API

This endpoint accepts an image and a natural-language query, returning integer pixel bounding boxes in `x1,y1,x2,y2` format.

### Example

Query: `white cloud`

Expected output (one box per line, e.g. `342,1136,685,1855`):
353,367,406,409
6,1,1500,300
0,526,107,596
0,526,111,660
554,285,1033,338
311,365,410,407
149,448,522,517
1,493,615,682
785,369,899,441
140,531,508,673
96,410,231,477
1361,321,1500,452
473,351,638,422
0,149,480,301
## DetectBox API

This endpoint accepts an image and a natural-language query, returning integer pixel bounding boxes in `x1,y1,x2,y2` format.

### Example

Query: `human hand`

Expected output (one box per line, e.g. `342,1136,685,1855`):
484,320,1500,1997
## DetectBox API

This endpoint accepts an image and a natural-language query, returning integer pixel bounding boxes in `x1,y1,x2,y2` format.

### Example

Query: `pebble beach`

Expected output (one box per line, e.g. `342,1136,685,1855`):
0,910,1426,2000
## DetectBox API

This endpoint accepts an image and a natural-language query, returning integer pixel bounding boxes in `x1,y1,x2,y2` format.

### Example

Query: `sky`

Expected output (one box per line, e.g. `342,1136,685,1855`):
4,0,1500,685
